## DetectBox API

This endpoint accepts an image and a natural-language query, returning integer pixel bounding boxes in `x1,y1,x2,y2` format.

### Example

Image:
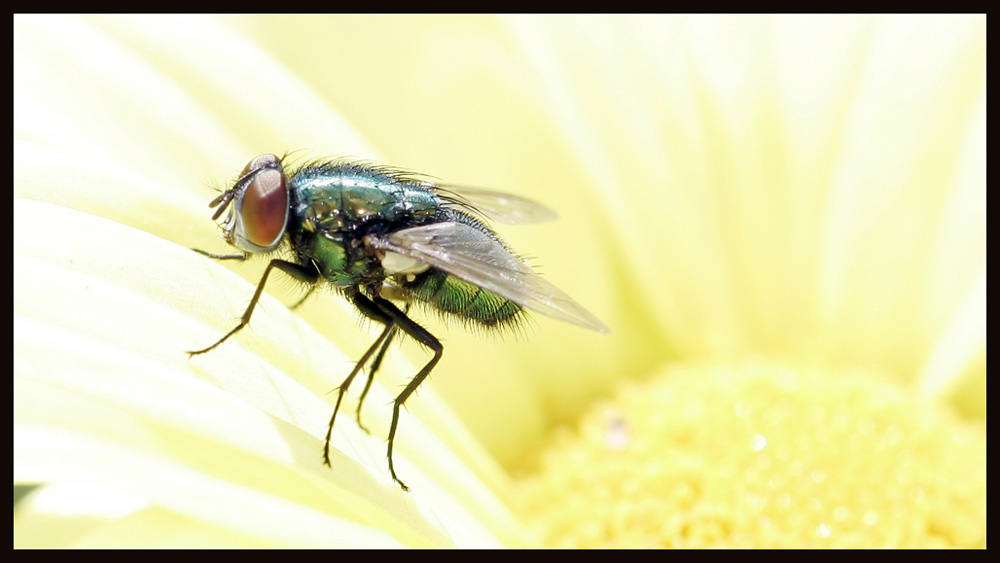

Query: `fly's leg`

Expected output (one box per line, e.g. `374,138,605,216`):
194,249,317,311
322,293,395,466
289,285,317,310
323,295,440,491
371,296,442,492
354,304,409,433
187,259,319,356
192,249,248,261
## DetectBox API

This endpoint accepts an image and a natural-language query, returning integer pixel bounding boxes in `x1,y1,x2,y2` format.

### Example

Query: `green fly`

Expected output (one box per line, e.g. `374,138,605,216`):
189,153,609,491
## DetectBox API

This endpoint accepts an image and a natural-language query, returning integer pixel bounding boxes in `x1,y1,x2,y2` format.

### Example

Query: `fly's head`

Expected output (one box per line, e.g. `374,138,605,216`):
208,153,289,254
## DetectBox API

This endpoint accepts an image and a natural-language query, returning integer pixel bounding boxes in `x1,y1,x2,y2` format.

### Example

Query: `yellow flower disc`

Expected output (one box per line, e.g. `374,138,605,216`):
515,363,986,548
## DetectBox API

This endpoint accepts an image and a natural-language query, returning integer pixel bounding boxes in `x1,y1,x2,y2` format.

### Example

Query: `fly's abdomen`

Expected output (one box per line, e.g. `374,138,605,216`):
402,270,522,328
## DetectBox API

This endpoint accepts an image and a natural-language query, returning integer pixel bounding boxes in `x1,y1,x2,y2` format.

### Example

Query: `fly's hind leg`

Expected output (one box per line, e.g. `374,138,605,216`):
322,293,439,492
323,292,395,466
370,296,442,492
354,304,409,433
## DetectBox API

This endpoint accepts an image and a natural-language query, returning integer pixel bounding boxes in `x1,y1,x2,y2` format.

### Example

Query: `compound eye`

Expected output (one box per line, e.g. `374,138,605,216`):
240,166,288,249
242,153,281,176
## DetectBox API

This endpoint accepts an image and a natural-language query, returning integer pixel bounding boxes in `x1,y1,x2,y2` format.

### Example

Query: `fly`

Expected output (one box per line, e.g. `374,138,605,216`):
188,153,610,491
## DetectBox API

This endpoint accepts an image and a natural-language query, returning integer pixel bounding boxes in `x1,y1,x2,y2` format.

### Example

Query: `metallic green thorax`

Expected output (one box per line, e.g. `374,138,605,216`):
286,161,522,327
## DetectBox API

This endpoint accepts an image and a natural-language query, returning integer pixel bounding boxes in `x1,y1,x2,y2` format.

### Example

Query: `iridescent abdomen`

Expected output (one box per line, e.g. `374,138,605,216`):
400,269,523,328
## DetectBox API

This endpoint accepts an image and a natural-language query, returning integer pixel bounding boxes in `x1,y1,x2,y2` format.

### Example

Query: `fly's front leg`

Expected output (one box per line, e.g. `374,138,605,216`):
187,259,319,356
192,248,248,261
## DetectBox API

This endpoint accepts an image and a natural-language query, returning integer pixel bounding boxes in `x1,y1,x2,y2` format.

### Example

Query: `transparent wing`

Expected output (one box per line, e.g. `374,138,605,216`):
428,183,558,224
365,222,610,333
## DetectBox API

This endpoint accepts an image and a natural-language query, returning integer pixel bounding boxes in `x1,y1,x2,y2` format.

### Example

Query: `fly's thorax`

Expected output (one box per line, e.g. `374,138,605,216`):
288,163,441,228
285,164,442,287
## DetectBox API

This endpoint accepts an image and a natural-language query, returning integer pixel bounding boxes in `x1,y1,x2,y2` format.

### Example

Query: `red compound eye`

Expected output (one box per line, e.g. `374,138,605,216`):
240,166,288,248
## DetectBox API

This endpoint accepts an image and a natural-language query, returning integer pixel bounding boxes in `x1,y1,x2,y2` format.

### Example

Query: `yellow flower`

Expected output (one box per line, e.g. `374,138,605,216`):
15,15,984,548
517,363,986,548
